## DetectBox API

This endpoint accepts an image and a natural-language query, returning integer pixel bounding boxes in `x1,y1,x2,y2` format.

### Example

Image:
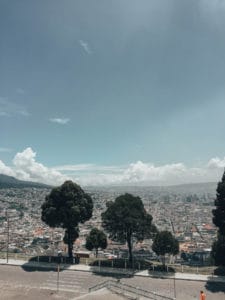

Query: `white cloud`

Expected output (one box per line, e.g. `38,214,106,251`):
49,118,70,125
11,148,68,185
18,110,30,117
0,160,15,177
122,161,187,184
54,164,124,173
207,157,225,169
54,159,224,186
79,40,92,55
0,148,225,186
0,97,30,117
0,148,68,185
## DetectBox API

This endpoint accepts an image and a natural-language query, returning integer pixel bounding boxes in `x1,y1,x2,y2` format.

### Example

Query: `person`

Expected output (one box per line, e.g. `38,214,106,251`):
200,290,206,300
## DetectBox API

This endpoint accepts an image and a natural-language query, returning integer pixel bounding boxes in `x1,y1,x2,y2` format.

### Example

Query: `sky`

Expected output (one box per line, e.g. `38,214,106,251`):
1,0,225,186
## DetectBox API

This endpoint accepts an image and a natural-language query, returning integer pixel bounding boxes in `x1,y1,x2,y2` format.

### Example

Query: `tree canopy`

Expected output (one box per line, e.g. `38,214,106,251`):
212,171,225,266
101,193,155,262
213,171,225,236
41,180,93,258
152,230,179,266
85,228,107,257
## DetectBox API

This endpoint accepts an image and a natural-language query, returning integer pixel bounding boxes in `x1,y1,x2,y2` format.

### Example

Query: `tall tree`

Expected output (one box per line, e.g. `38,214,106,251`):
211,233,225,266
101,193,155,262
212,171,225,266
41,181,93,259
85,228,107,257
152,230,179,266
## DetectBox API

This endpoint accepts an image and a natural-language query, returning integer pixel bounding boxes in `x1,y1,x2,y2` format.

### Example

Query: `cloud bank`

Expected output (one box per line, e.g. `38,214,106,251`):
0,148,68,185
0,148,224,186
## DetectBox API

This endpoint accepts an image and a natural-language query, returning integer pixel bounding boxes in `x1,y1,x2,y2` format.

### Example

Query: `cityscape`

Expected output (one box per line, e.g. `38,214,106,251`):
1,0,225,299
0,182,217,260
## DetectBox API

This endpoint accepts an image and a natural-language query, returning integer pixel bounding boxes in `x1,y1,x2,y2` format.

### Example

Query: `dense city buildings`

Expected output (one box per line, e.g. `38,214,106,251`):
0,183,217,261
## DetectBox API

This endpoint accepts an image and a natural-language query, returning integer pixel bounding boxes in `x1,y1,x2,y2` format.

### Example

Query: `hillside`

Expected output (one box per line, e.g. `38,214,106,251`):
0,174,51,189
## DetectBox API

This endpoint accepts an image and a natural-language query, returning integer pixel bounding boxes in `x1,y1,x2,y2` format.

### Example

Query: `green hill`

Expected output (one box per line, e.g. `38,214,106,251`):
0,174,51,189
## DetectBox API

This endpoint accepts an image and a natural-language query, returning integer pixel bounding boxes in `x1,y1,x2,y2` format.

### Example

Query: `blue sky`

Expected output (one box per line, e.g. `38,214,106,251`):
1,0,225,185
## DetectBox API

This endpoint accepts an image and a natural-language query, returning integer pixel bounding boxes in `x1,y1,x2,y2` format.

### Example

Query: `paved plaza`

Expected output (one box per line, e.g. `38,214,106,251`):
0,260,225,299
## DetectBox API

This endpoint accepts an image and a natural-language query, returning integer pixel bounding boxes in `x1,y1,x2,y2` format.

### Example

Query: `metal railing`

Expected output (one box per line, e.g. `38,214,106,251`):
89,279,175,300
0,251,220,276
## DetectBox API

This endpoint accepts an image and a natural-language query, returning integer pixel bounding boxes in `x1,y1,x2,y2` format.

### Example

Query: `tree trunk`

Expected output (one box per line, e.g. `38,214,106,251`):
95,248,98,258
67,229,73,259
162,255,166,268
127,233,133,263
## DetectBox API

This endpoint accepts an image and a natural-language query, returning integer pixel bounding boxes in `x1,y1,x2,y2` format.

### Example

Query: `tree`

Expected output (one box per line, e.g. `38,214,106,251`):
41,181,93,259
212,171,225,266
85,228,107,257
101,193,155,262
152,230,179,266
211,233,225,266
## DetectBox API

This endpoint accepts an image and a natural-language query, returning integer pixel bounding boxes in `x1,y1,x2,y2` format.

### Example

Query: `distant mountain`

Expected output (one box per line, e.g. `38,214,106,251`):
87,181,217,195
159,182,217,195
0,174,51,189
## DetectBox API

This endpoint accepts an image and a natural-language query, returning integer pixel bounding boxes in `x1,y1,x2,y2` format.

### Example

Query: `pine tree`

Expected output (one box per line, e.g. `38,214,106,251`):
212,171,225,266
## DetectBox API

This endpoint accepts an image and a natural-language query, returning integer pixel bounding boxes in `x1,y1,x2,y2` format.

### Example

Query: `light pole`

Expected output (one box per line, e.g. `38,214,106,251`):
57,251,62,293
6,210,9,263
173,272,176,299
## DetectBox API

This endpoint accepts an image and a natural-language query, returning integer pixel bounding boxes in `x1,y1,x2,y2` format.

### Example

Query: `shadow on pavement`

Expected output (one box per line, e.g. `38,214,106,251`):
205,267,225,294
90,267,134,279
213,266,225,276
21,255,77,272
21,256,134,279
205,281,225,293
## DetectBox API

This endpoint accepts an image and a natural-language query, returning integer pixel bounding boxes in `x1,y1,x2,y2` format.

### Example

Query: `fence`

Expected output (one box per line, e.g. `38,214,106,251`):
0,251,219,275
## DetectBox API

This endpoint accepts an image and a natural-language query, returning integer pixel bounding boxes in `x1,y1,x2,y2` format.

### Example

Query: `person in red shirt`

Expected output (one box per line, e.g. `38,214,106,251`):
200,290,206,300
